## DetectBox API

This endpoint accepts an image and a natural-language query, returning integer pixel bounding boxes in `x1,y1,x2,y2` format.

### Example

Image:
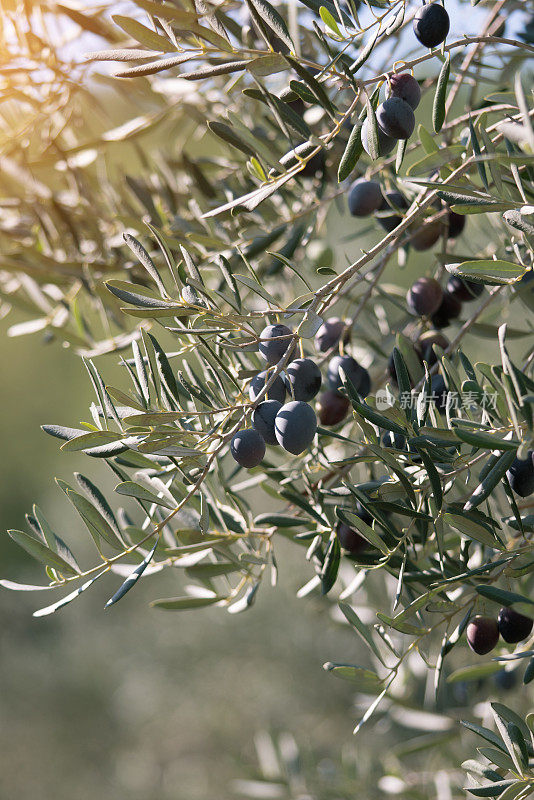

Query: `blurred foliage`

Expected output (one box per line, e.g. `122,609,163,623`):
1,0,534,798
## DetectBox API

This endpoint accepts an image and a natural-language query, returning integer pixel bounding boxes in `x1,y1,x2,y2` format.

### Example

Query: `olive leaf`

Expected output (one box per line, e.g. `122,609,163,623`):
8,529,80,577
338,120,363,182
246,0,294,52
446,260,526,285
433,55,450,133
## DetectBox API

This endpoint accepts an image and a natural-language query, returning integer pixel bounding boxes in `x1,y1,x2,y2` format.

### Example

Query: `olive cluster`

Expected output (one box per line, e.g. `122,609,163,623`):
231,323,318,467
347,176,466,251
467,609,533,656
385,331,454,416
230,320,371,468
360,3,450,155
381,274,484,414
315,318,370,426
361,72,421,157
406,273,483,329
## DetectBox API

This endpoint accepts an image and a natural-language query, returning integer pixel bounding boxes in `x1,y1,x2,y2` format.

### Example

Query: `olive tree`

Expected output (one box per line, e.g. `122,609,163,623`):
1,0,534,795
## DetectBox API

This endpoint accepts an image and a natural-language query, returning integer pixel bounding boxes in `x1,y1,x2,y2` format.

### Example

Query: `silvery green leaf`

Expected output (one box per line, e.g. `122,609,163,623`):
8,530,80,576
33,571,109,617
298,311,323,338
323,662,384,692
115,481,176,509
246,0,294,51
150,595,223,610
105,541,159,608
432,55,450,134
446,260,526,286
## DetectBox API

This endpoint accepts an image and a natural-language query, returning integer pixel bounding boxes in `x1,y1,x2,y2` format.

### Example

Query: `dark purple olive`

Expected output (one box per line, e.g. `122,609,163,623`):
274,401,317,454
252,400,282,445
347,178,383,217
301,151,325,178
413,3,450,48
249,370,286,403
466,616,499,655
407,277,443,316
258,324,295,365
317,390,350,426
416,331,449,366
386,73,421,110
336,521,368,554
446,276,484,303
506,452,534,497
285,95,305,117
315,317,348,352
498,607,534,644
447,211,466,239
376,97,415,140
409,219,443,250
284,358,322,401
361,117,397,158
377,190,408,232
230,429,266,468
494,669,517,690
327,355,369,395
430,291,462,329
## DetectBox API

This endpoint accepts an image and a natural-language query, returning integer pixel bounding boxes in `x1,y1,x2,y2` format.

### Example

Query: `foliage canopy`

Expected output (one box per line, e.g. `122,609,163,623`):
1,0,534,795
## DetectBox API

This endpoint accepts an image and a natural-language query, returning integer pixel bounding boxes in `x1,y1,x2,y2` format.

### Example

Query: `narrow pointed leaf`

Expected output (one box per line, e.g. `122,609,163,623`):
61,486,124,549
8,530,80,576
150,595,223,610
338,120,363,182
33,571,108,617
246,0,294,51
433,55,450,133
105,541,158,608
115,481,176,509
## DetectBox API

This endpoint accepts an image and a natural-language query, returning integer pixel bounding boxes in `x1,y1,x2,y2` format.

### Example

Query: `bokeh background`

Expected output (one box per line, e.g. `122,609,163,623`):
0,1,530,797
